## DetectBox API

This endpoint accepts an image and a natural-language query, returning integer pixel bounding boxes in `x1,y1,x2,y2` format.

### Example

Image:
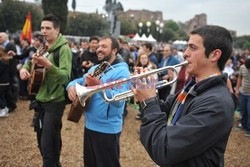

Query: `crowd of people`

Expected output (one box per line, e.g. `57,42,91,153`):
0,13,249,167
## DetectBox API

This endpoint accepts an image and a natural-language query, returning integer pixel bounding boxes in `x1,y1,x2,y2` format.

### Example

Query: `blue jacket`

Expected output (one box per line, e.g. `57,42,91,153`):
149,52,158,67
67,61,130,134
158,55,180,76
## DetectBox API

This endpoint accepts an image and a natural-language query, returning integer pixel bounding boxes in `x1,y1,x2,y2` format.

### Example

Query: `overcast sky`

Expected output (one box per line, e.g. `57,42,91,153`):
25,0,249,36
64,0,249,36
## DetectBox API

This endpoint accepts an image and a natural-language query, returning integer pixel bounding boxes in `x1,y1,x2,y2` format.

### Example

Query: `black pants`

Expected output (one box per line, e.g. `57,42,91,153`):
35,101,65,167
5,76,19,110
0,86,8,109
84,128,121,167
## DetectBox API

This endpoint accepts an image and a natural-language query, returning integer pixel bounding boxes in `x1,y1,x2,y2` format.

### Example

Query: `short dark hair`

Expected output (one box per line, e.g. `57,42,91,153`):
81,39,88,44
100,36,120,52
89,36,99,43
191,25,233,71
245,57,250,69
33,32,44,43
42,14,60,29
22,38,30,45
143,42,153,51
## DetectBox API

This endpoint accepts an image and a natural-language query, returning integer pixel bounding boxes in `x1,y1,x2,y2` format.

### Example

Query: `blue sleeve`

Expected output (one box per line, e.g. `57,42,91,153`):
102,67,130,101
66,75,85,90
66,65,97,90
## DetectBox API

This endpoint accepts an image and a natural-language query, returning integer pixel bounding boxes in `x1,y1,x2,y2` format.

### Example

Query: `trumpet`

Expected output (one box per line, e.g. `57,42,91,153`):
76,61,188,107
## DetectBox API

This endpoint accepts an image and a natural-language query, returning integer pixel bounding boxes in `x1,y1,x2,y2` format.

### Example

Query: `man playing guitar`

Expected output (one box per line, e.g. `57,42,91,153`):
20,14,72,167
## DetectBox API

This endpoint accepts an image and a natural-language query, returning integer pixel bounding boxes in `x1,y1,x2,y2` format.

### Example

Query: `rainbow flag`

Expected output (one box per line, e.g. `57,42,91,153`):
20,11,32,43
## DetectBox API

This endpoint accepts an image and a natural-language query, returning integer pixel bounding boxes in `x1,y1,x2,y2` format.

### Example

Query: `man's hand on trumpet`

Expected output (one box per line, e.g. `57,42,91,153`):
131,67,157,102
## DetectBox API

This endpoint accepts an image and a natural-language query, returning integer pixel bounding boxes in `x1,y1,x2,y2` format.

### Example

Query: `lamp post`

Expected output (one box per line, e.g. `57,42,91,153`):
130,14,134,20
159,22,164,34
146,21,151,36
138,22,143,36
155,20,164,41
155,20,160,32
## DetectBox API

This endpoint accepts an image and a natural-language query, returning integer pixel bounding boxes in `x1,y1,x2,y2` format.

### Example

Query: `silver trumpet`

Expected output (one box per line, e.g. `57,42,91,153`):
76,61,188,106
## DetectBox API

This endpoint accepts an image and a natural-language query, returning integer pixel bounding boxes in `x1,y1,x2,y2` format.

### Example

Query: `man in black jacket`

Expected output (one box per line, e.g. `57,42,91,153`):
0,32,18,112
132,25,234,167
80,36,99,75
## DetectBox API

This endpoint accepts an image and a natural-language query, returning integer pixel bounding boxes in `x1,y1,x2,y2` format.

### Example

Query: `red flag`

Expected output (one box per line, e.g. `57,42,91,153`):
20,11,32,43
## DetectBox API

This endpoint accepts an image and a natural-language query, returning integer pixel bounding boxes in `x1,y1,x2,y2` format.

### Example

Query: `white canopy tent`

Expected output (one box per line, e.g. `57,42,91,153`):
132,33,157,42
132,33,141,41
147,34,157,42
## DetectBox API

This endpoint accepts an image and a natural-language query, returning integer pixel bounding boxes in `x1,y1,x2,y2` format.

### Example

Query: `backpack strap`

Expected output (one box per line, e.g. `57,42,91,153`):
52,45,63,67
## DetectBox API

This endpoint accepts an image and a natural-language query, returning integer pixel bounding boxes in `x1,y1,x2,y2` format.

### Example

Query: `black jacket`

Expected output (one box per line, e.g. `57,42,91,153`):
4,42,17,82
0,60,9,86
80,49,99,74
140,74,234,167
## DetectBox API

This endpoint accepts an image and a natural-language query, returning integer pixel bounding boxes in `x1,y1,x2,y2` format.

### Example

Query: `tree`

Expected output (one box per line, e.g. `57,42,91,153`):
119,18,137,35
161,28,176,42
65,12,109,37
243,42,250,49
234,35,250,49
72,0,76,11
165,20,180,32
42,0,68,33
0,0,43,33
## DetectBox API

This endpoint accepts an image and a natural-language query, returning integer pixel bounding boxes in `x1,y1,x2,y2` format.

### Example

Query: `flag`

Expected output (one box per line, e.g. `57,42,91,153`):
20,11,32,43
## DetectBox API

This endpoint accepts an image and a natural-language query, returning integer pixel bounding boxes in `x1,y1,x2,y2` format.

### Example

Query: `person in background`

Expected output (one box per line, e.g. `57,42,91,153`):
80,39,88,53
8,38,35,100
158,44,180,100
235,56,250,137
142,42,158,67
132,25,234,166
174,64,191,93
80,36,99,75
0,47,10,117
134,51,157,120
0,32,18,113
172,47,185,63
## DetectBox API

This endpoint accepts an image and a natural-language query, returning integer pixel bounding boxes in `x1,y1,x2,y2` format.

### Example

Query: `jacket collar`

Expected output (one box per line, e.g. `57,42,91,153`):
189,74,228,96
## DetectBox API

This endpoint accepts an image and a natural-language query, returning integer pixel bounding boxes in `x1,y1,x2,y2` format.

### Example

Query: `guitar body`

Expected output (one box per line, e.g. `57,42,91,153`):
27,36,48,95
67,61,109,123
28,64,46,95
67,98,90,123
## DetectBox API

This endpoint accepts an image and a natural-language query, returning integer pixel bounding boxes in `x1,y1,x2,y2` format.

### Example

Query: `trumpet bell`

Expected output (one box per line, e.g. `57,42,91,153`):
75,83,97,107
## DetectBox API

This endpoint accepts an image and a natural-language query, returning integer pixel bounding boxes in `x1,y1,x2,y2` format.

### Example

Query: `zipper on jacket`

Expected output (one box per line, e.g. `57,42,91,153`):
106,104,110,119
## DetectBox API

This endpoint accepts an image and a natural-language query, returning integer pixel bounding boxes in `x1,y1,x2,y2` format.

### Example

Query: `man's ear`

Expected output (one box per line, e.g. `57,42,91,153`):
112,48,118,55
55,27,60,34
210,49,222,62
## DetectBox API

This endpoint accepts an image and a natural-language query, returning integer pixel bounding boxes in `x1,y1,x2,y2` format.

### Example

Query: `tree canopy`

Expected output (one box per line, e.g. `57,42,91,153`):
42,0,68,33
0,0,43,33
0,0,249,48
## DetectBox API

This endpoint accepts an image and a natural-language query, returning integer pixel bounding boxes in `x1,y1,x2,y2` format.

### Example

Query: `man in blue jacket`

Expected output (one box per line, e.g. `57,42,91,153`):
132,25,234,167
158,44,180,101
67,36,130,167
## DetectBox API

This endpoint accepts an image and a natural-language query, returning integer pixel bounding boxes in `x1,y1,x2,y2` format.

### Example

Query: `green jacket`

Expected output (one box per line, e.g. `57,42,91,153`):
23,34,72,102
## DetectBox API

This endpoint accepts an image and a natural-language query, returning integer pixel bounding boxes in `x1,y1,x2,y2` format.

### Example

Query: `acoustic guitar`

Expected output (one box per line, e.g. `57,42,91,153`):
67,61,110,123
28,36,49,95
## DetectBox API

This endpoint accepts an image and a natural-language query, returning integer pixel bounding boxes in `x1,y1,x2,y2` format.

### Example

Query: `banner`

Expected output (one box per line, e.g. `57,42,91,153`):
20,11,32,43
